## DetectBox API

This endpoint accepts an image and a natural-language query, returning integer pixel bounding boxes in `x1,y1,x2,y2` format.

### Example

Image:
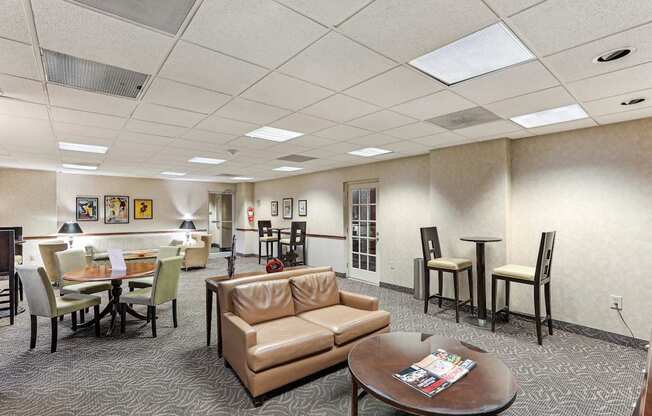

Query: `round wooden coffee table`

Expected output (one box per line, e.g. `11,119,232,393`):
348,332,517,416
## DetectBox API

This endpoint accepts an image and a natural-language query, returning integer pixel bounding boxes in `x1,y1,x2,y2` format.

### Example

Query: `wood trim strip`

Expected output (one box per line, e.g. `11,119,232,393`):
235,228,346,240
24,229,207,240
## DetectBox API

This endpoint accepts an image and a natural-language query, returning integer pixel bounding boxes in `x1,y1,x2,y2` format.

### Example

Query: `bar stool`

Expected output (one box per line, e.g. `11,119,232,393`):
258,220,278,264
280,221,306,266
420,227,473,323
491,231,556,345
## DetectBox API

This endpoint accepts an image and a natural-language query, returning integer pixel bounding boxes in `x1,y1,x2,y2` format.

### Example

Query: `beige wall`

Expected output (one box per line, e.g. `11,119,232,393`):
0,168,57,236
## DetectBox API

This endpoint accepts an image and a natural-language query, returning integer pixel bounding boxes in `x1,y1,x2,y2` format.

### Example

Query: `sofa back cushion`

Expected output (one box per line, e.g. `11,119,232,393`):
232,279,295,325
289,271,340,314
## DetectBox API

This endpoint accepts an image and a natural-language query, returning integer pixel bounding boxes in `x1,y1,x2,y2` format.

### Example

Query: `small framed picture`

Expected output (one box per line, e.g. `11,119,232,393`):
134,199,153,220
76,197,98,221
298,199,307,216
282,198,293,219
104,195,129,224
271,200,279,217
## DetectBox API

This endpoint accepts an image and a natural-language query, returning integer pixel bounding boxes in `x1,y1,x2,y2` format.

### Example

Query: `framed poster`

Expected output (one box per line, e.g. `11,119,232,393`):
282,198,293,220
76,197,98,221
104,195,129,224
271,200,279,217
134,199,153,220
298,199,307,217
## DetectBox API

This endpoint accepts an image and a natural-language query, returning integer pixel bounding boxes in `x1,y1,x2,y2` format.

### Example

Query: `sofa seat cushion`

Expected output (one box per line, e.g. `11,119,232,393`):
298,305,390,346
248,316,333,372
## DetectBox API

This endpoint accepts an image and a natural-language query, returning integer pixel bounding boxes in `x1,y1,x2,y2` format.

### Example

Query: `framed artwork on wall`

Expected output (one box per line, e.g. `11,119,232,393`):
282,198,293,219
298,199,307,216
76,197,98,221
134,199,153,220
271,200,278,216
104,195,129,224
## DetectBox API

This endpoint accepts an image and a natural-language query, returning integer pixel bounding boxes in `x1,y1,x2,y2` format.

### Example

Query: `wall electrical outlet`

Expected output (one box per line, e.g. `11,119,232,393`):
610,295,623,311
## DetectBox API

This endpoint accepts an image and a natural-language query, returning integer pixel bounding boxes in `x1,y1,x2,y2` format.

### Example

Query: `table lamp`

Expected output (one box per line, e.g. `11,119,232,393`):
179,220,196,244
58,222,83,248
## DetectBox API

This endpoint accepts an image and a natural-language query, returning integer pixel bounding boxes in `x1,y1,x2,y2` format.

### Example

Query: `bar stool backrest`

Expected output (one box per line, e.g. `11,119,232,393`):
290,221,306,245
534,231,556,286
419,227,442,262
258,220,273,238
0,230,15,277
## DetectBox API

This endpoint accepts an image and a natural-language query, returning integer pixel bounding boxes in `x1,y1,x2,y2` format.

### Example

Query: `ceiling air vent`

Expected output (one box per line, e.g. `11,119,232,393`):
277,154,317,163
43,49,149,99
74,0,196,35
427,107,500,130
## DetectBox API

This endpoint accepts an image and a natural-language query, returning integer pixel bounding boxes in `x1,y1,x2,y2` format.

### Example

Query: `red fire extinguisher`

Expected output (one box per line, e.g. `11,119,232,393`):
247,207,255,223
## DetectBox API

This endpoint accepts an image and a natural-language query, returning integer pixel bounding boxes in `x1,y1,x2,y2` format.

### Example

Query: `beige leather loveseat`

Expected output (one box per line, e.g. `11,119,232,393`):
220,268,390,405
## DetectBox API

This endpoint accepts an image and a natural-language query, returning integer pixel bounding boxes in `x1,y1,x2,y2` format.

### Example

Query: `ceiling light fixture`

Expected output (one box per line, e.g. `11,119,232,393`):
160,171,187,176
593,47,634,63
58,141,108,154
188,157,225,165
61,163,98,171
621,98,646,106
273,166,303,172
245,126,304,142
348,147,392,157
409,22,534,85
232,176,254,180
510,104,588,128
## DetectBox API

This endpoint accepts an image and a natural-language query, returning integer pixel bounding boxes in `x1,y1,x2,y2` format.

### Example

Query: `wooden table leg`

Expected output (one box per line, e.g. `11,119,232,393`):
206,287,212,346
216,292,222,357
351,376,358,416
475,242,487,322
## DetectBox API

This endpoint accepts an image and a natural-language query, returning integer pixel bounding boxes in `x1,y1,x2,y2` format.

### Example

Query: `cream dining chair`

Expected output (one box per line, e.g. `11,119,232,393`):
128,246,181,291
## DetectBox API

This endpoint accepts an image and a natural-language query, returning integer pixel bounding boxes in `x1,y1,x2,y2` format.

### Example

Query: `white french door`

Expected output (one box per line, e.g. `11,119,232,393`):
348,183,379,285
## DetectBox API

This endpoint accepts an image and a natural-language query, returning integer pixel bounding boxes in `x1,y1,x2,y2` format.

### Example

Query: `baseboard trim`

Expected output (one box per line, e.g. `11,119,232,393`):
236,252,256,258
378,281,645,350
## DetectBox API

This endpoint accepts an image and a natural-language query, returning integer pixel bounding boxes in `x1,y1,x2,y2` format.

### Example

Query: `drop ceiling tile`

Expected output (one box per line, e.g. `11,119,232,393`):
313,124,371,141
160,41,266,95
297,148,338,158
0,73,45,103
196,115,259,135
168,138,230,153
51,107,126,130
392,91,475,120
0,98,48,120
280,32,396,91
48,84,137,117
125,119,187,137
451,61,558,105
214,98,291,125
412,131,471,148
31,0,173,74
594,106,652,125
382,140,430,155
226,136,278,150
132,103,204,127
485,86,576,118
181,129,236,144
344,66,445,108
53,122,119,140
0,114,53,139
289,135,335,148
242,72,333,111
339,0,497,62
347,133,397,147
320,141,361,154
347,110,416,132
270,113,336,134
302,94,380,122
0,38,40,79
567,62,652,102
528,118,597,135
117,131,174,146
583,89,652,116
508,0,652,56
543,23,652,83
383,122,445,139
144,78,231,114
1,0,31,43
483,0,542,17
278,0,370,26
454,120,522,139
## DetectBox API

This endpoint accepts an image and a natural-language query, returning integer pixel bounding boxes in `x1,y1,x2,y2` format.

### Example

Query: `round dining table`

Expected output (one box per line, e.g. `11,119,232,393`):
63,262,156,335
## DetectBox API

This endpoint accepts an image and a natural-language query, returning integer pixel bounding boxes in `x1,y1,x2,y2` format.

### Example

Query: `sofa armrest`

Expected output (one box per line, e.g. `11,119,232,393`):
223,312,257,348
339,290,379,311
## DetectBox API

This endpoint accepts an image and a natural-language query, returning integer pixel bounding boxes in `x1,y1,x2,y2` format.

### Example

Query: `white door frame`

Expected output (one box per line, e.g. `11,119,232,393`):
346,181,380,285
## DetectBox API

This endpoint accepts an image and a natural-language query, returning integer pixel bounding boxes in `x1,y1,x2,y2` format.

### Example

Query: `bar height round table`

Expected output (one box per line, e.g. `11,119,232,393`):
460,236,502,327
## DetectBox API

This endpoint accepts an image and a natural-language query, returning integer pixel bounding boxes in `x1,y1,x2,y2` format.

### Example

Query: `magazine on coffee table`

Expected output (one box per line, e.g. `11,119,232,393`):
393,349,476,397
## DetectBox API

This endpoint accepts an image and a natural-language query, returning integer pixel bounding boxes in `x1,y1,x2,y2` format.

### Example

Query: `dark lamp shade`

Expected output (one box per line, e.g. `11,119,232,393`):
179,220,196,230
58,222,83,234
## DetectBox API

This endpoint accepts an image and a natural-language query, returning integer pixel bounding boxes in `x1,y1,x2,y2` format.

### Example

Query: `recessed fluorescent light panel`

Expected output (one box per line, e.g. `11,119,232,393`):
273,166,303,172
58,141,108,154
349,147,392,157
246,126,304,142
62,163,98,170
510,104,588,128
188,157,225,165
232,176,254,180
161,171,186,176
409,22,534,85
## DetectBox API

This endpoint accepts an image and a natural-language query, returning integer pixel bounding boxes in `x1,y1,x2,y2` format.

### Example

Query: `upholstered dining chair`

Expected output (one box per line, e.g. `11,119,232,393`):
38,240,68,285
128,246,181,291
491,231,556,345
18,266,101,353
257,220,278,264
119,256,184,338
279,221,306,266
420,227,474,323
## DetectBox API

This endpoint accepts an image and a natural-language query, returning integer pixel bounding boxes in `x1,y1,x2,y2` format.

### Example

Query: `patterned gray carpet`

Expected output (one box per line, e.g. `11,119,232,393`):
0,257,644,415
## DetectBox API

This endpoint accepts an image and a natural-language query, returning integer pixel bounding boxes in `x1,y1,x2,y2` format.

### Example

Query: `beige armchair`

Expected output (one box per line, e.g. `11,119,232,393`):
181,234,212,270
